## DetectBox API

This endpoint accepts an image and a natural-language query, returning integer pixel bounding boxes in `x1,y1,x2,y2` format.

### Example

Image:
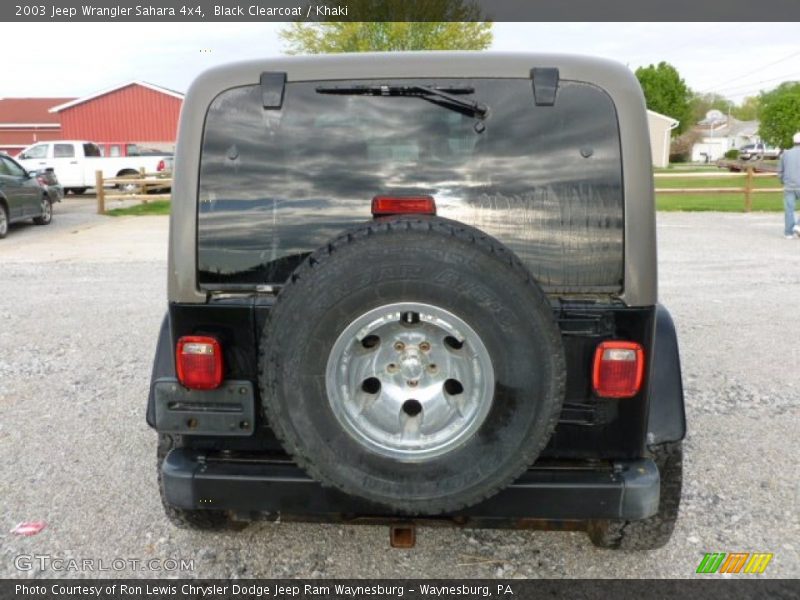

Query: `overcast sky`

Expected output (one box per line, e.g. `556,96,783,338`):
3,22,799,104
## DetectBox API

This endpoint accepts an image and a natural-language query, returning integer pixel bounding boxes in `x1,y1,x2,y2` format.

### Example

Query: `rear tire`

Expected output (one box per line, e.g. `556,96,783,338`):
116,170,139,194
587,441,683,550
33,197,52,225
68,188,87,195
157,434,246,531
0,204,8,239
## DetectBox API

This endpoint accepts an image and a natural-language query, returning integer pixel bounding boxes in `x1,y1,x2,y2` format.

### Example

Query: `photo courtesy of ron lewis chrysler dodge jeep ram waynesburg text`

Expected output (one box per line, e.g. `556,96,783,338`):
148,52,686,550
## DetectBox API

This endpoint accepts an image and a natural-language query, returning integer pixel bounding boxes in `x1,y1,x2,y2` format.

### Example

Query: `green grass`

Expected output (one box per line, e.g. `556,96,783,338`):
654,166,721,173
106,201,171,216
655,175,780,189
654,172,783,211
656,193,783,212
654,160,779,174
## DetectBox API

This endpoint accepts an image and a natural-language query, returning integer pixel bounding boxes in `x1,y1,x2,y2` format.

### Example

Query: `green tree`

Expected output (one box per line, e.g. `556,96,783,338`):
280,1,492,54
758,82,800,148
635,62,693,134
731,96,760,121
689,92,731,125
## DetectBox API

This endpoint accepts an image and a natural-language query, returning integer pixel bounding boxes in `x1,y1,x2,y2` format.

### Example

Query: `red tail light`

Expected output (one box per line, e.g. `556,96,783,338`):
176,336,223,390
592,341,645,398
371,195,436,216
157,159,166,172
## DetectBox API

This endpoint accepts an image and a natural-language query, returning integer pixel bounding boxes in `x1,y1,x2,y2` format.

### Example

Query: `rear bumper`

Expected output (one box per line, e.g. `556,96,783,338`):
162,449,660,524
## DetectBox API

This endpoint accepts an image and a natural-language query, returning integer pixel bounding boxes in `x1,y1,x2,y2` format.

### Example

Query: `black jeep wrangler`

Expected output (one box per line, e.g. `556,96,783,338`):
147,52,685,550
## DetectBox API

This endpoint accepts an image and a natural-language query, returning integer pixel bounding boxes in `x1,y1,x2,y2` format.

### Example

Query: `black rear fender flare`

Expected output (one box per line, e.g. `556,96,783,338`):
646,304,686,445
146,312,174,428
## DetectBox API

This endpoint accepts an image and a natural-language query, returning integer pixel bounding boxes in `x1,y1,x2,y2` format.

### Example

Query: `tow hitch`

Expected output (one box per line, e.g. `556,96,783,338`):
390,523,416,548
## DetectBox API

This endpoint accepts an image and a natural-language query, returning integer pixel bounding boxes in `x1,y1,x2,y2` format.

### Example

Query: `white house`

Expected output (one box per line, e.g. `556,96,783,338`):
646,110,679,168
691,114,759,162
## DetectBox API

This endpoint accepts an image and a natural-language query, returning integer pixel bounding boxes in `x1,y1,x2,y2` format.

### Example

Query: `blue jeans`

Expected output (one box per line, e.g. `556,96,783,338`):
785,189,800,235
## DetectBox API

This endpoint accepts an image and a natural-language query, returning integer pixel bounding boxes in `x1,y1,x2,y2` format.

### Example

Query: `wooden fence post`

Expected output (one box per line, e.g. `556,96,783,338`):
139,167,148,203
95,170,105,214
744,167,753,212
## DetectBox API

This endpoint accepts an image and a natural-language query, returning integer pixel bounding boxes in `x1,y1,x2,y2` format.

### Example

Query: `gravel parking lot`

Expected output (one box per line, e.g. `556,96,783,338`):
1,200,798,579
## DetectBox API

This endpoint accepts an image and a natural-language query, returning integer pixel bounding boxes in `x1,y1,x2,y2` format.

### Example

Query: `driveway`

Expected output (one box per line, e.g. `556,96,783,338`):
0,206,798,578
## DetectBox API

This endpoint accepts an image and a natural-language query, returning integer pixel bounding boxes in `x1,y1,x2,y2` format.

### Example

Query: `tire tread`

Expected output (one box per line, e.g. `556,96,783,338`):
588,441,683,550
156,433,244,531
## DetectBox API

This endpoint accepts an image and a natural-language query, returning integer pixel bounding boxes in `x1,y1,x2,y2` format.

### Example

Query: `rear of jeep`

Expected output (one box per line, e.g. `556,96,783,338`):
147,53,686,550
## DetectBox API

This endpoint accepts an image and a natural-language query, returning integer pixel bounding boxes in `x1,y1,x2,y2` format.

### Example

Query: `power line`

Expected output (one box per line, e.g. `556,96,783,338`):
713,70,800,95
721,81,800,101
726,88,781,100
699,49,800,93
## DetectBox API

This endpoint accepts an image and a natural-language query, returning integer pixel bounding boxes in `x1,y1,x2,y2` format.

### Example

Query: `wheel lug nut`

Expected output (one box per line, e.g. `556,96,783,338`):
427,364,438,373
387,363,398,373
394,341,405,352
407,380,418,387
419,341,431,352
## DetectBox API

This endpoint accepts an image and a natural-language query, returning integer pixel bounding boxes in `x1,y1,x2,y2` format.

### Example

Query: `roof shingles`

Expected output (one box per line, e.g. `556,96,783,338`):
0,98,75,124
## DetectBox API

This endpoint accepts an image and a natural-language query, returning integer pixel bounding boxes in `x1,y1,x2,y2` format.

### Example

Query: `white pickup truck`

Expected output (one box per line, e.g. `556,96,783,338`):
738,143,782,161
15,140,170,194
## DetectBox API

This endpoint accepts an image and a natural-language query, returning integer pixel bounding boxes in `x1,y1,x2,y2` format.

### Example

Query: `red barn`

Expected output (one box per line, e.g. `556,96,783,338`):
50,81,183,151
0,97,75,155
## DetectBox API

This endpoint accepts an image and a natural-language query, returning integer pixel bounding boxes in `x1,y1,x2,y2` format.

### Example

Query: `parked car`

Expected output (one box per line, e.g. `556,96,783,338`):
149,53,685,550
15,140,171,195
739,143,782,161
0,154,53,238
27,167,64,202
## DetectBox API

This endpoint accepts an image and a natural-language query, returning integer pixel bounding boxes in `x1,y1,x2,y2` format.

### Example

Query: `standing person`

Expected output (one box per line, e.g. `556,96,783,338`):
779,132,800,239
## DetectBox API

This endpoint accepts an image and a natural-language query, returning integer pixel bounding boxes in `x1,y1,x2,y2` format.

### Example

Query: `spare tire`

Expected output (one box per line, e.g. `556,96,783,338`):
260,216,565,514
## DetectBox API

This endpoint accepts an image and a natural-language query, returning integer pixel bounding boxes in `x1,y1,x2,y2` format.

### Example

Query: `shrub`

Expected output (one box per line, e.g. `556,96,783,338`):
669,152,689,163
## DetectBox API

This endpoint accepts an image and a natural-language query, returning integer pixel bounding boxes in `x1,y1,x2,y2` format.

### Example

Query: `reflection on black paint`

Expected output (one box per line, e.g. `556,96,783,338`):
198,79,624,290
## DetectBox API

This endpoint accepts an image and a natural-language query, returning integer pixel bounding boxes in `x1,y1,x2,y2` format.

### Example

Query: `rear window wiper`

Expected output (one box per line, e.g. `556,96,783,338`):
316,84,489,119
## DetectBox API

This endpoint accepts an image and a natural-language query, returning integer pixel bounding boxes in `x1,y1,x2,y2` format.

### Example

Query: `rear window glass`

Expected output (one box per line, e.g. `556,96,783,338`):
2,157,25,177
83,143,101,157
198,78,624,293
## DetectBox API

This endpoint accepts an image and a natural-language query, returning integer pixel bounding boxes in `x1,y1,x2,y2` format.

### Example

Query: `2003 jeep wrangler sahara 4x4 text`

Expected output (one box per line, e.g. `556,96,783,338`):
147,52,686,550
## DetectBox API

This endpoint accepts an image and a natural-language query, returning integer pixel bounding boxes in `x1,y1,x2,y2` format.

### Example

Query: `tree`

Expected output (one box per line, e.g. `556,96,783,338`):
280,1,492,54
731,96,760,121
669,129,701,163
689,92,731,125
635,62,692,135
758,82,800,148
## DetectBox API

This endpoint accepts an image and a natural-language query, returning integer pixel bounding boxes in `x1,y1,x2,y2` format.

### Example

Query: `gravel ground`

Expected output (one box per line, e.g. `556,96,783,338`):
1,201,798,579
